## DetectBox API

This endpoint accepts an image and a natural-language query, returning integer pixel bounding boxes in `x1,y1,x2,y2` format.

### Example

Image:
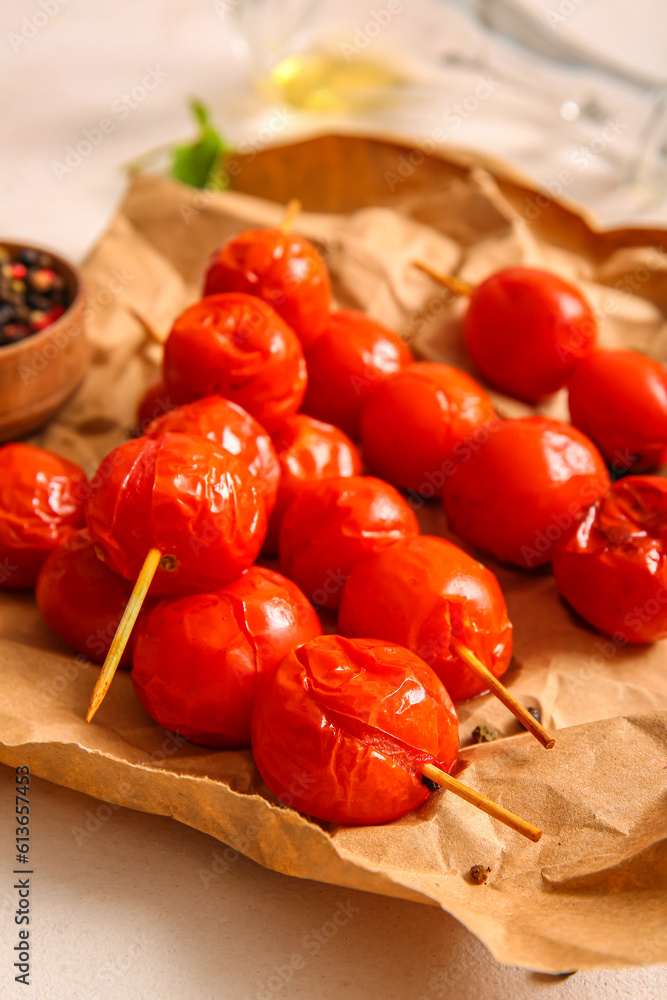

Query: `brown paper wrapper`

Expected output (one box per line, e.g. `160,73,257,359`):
2,135,667,973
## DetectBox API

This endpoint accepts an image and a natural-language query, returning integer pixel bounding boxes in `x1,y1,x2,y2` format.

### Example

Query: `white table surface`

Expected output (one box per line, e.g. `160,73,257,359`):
2,2,667,997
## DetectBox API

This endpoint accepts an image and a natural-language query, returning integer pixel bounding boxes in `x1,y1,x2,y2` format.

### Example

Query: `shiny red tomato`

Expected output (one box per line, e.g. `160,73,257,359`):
144,395,280,515
339,535,513,703
85,432,266,594
136,379,175,431
552,476,667,643
163,292,307,432
360,362,496,494
264,414,363,554
36,529,153,667
132,566,322,747
443,416,610,569
301,310,413,439
203,228,331,349
568,349,667,472
0,443,87,589
465,267,597,402
251,634,459,825
278,475,419,609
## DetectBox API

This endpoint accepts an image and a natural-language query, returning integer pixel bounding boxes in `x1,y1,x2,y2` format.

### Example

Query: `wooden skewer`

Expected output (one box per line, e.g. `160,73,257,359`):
422,762,542,842
452,640,555,750
413,260,473,297
86,546,162,722
280,198,302,234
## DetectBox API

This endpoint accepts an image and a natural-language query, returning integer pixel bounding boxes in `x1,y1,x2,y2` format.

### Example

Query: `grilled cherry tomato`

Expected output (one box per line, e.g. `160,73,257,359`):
465,267,597,402
36,529,154,667
301,310,413,439
251,634,459,825
133,566,322,747
567,349,667,472
264,414,363,554
553,476,667,643
339,535,513,703
85,432,266,594
163,292,307,432
360,362,496,495
136,379,175,431
144,396,280,515
278,476,419,609
0,443,87,589
203,228,331,349
443,416,610,569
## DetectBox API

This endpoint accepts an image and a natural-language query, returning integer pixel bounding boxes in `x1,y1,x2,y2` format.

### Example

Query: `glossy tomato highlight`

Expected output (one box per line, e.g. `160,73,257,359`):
163,292,307,432
339,535,513,703
278,476,419,609
465,267,597,402
443,416,610,569
301,310,413,439
568,349,667,472
85,433,266,594
360,362,496,494
132,566,322,747
0,443,87,589
553,476,667,643
264,414,362,554
144,396,280,515
251,635,459,825
203,228,331,349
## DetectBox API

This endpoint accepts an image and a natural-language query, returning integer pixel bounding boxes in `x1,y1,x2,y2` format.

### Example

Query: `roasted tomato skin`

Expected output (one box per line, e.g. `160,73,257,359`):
553,476,667,643
0,443,87,589
251,635,459,825
360,362,496,494
36,529,152,667
339,535,513,703
144,395,280,516
202,229,331,349
132,566,322,747
264,414,363,554
465,267,597,402
278,476,420,609
85,433,266,594
163,292,307,433
567,349,667,472
443,416,610,569
301,310,413,439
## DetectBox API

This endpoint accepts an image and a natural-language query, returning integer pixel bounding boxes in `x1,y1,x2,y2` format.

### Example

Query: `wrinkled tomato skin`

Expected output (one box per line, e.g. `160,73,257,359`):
132,566,322,747
360,362,496,494
553,476,667,643
202,229,331,349
264,414,363,554
144,396,280,516
465,267,597,402
278,476,419,609
136,379,176,432
567,349,667,472
85,433,266,594
251,635,459,825
163,293,307,433
443,416,610,569
301,310,413,439
0,443,87,589
339,535,513,703
35,529,152,667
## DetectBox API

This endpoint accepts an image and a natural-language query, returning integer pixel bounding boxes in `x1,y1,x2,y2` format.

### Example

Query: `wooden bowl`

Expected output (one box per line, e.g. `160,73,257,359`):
0,242,90,442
